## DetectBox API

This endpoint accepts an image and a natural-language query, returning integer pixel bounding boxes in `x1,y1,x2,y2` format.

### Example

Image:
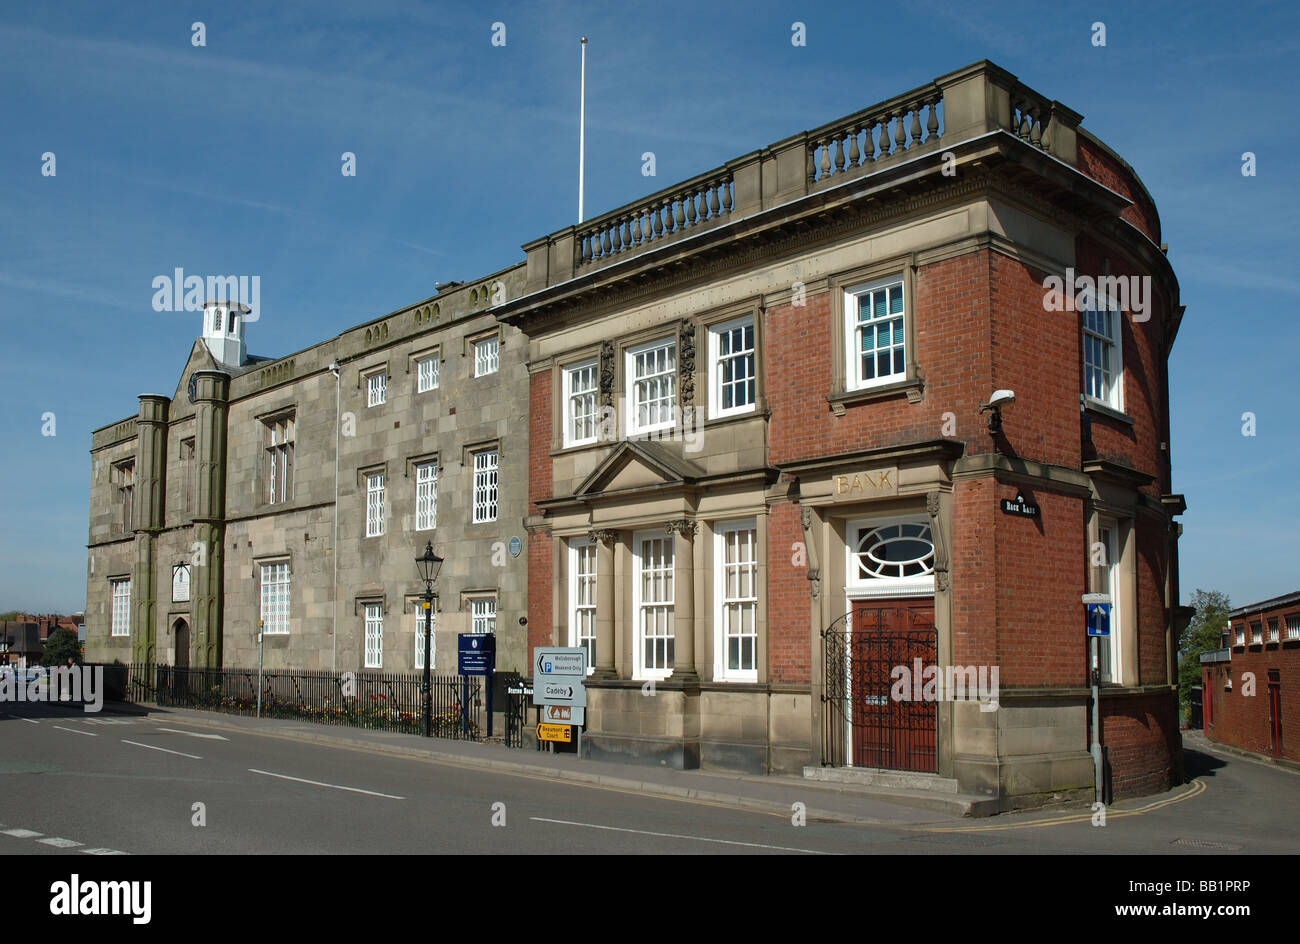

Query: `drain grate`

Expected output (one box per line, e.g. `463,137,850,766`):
1170,837,1243,851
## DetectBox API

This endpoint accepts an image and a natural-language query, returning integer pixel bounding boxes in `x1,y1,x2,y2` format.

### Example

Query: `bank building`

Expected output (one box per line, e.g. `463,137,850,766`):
87,61,1189,808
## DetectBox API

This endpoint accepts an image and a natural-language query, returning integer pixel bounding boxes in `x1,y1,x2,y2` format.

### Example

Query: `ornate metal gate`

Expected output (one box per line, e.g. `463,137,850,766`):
822,600,938,772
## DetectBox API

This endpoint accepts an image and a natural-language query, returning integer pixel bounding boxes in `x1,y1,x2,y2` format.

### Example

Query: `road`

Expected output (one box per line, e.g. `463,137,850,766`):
2,702,1297,855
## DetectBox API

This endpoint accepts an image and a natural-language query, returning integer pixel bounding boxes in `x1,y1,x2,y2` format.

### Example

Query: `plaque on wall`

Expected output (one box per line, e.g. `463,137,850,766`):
172,563,191,603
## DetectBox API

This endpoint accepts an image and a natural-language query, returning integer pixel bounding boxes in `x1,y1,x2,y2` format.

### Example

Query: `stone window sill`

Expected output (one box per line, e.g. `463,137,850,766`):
1084,398,1135,426
827,377,923,415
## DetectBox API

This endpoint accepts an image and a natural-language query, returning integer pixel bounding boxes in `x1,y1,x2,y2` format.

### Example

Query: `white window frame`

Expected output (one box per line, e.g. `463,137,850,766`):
714,519,758,682
471,449,498,523
259,562,291,636
365,472,385,537
632,530,675,681
364,604,384,669
709,316,756,418
413,601,435,670
366,371,387,407
1082,295,1124,412
569,539,597,674
416,354,440,393
110,578,131,637
265,414,294,505
844,276,906,391
563,360,599,447
415,460,437,531
1097,518,1122,684
626,338,677,436
844,515,936,598
474,336,500,377
1235,624,1245,646
469,596,497,635
1287,614,1300,641
1251,620,1263,645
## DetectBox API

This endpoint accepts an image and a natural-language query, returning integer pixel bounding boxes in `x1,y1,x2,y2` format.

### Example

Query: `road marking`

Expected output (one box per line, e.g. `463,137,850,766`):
53,725,97,737
80,848,128,855
2,828,43,838
156,727,228,740
248,768,405,799
530,817,837,854
38,837,83,848
911,779,1207,833
8,716,39,724
121,739,202,760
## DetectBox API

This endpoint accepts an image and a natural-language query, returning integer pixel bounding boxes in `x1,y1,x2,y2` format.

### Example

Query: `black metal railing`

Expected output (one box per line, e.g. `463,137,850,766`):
122,663,482,740
822,605,938,773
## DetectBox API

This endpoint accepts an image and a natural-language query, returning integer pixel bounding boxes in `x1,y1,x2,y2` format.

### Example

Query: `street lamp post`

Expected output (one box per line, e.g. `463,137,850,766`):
415,541,444,738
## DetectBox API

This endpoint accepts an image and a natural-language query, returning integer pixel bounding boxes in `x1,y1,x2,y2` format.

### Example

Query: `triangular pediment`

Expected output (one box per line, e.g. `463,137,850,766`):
168,341,220,421
574,440,705,498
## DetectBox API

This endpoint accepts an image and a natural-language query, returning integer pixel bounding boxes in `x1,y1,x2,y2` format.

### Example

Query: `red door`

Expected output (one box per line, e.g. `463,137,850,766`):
850,599,937,772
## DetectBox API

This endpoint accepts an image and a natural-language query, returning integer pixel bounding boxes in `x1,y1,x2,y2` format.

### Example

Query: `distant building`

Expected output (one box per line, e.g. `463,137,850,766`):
1202,591,1299,763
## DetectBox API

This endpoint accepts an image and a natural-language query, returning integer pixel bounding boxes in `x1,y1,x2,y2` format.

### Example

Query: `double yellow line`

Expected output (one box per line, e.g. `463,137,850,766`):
909,778,1206,832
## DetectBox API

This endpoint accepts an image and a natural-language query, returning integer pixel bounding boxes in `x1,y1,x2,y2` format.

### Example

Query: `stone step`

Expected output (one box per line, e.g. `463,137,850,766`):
802,765,960,794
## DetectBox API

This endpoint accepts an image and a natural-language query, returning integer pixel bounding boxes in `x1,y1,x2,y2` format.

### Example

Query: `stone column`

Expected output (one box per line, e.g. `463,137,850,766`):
666,519,698,681
130,395,169,665
191,370,230,670
588,529,617,678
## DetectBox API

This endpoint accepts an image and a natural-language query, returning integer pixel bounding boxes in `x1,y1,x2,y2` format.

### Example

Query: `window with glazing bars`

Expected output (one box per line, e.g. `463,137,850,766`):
364,604,383,668
260,562,290,635
366,472,385,537
472,450,498,523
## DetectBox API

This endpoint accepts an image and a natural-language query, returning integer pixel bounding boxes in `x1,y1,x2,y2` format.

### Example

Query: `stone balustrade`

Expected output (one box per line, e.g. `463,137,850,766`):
808,86,944,185
520,60,1086,294
575,172,735,268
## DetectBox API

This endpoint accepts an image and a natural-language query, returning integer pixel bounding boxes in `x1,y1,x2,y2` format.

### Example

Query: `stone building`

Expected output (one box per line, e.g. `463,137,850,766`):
500,60,1189,806
86,58,1191,807
85,268,532,678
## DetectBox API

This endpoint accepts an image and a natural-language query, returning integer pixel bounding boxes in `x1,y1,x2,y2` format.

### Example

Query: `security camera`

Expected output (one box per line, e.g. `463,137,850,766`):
328,360,340,377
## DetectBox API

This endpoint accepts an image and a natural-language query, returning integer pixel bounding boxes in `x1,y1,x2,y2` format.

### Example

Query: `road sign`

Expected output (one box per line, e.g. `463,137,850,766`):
536,723,572,743
543,704,584,725
458,633,496,676
1086,603,1111,637
534,676,587,707
534,647,587,677
1000,493,1040,518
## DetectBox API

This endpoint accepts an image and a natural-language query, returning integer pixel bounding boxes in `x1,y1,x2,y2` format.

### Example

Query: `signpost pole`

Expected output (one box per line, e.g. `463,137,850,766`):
256,619,264,719
1091,634,1102,802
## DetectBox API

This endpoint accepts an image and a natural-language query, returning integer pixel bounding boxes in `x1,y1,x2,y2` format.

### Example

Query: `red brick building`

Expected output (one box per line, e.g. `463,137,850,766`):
498,61,1188,807
1202,592,1300,763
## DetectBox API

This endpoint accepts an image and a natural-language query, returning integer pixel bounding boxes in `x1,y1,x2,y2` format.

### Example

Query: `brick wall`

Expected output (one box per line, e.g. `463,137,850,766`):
1102,691,1180,798
767,500,810,685
1077,136,1162,244
1206,606,1300,762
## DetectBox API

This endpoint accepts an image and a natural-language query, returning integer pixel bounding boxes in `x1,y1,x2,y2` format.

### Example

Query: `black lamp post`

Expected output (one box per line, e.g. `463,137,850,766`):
415,541,444,738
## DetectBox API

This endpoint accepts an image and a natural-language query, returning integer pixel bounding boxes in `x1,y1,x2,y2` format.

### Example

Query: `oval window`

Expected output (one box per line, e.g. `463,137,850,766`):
855,522,935,579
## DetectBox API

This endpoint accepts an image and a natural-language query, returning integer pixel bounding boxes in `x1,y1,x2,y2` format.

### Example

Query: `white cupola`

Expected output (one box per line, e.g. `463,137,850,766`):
201,299,249,368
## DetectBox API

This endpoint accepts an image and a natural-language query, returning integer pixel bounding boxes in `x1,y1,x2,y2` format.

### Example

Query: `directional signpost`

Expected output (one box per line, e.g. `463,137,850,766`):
533,647,588,756
1082,592,1111,804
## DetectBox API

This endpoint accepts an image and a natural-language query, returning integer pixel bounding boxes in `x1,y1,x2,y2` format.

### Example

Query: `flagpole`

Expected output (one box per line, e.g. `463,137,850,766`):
578,36,587,224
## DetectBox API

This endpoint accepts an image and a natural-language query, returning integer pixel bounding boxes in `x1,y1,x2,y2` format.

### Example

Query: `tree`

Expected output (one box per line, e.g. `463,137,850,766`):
0,611,21,622
41,628,83,667
1177,589,1232,712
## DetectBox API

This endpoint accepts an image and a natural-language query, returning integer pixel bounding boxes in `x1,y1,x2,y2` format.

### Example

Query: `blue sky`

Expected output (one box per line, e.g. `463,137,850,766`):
1,0,1297,614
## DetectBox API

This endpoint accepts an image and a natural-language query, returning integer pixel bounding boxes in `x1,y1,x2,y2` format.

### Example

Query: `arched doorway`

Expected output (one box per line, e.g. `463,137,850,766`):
172,619,191,704
173,619,190,669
